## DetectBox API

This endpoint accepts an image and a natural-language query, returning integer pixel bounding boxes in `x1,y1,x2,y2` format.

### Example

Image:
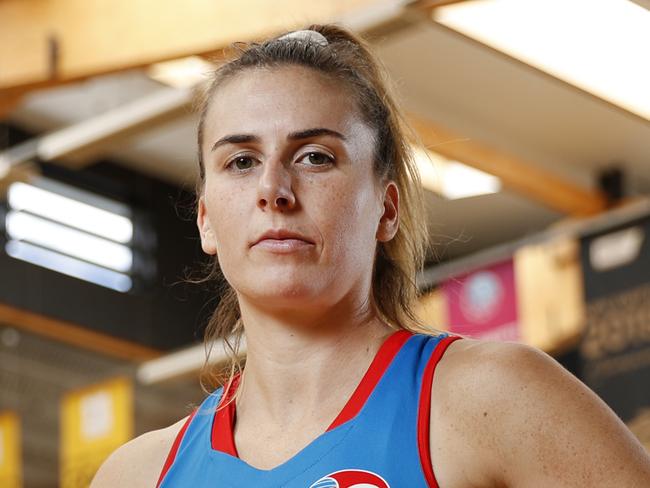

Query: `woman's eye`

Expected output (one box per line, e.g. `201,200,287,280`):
300,152,333,166
228,156,256,171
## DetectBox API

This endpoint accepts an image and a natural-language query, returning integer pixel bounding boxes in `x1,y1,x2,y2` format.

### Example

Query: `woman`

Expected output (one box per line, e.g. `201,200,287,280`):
92,25,650,487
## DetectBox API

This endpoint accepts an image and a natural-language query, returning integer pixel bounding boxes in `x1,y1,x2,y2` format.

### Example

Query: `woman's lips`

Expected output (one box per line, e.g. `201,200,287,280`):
252,238,314,253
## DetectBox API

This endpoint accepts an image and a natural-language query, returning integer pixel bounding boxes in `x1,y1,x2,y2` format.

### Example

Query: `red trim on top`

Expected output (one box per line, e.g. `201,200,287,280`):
156,408,198,488
327,329,412,431
417,335,463,488
211,374,241,456
210,329,413,456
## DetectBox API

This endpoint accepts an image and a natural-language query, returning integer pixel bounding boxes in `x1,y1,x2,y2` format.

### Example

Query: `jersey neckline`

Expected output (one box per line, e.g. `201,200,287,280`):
210,329,413,458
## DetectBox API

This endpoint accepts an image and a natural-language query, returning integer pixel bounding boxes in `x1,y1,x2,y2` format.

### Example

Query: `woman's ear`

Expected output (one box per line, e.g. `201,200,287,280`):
376,181,399,242
197,196,217,255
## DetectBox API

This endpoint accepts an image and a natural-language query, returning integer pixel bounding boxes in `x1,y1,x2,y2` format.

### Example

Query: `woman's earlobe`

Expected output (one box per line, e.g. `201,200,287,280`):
197,197,218,255
198,223,218,255
200,230,218,255
376,182,399,242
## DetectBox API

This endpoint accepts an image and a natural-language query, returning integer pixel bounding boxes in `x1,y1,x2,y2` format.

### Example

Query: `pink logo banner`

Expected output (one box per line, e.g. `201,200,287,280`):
443,259,519,341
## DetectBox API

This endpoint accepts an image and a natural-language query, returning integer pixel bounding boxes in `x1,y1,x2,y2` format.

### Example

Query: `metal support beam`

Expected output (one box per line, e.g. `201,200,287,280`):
0,86,194,187
136,336,247,385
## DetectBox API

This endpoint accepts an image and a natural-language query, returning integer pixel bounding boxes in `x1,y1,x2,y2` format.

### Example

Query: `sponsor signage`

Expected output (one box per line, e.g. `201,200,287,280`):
442,259,519,341
514,237,585,351
0,411,22,488
60,377,133,488
579,217,650,451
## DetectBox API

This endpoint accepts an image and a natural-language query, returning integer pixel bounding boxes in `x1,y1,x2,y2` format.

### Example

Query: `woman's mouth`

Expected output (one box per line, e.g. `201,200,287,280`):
250,229,315,253
252,238,314,253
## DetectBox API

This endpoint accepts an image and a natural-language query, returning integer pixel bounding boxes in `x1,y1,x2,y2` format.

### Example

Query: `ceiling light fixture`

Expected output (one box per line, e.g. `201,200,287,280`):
6,211,133,273
3,178,137,292
8,181,133,243
434,0,650,120
5,240,132,292
147,56,215,88
413,146,501,199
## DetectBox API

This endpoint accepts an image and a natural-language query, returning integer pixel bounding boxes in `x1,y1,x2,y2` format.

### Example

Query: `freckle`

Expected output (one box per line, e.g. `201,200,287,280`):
483,411,488,417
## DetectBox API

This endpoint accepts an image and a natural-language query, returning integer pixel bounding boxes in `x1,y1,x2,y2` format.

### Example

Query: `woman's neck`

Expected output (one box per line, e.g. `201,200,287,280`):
235,294,394,429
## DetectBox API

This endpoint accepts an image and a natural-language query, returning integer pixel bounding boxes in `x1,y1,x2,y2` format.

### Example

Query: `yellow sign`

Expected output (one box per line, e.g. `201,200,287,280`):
0,411,22,488
515,237,586,352
60,377,133,488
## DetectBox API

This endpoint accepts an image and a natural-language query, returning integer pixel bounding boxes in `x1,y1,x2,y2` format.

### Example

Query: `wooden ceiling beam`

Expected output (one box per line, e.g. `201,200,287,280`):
0,0,378,94
407,113,608,216
0,302,161,361
0,93,24,119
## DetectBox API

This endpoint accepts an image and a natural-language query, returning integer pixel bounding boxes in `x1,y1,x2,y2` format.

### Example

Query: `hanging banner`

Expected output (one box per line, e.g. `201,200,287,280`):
0,411,22,488
514,237,585,351
60,377,133,488
578,217,650,452
442,259,519,341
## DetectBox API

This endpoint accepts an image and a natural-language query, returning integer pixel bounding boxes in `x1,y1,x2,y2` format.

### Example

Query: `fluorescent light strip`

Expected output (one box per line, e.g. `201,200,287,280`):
441,161,501,199
8,182,133,243
412,147,443,194
434,0,650,120
6,211,133,273
6,240,132,292
412,147,501,199
147,56,215,88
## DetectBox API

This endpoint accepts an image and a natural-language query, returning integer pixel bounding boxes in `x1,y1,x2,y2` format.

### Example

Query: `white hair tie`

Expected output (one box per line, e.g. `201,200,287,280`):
278,30,329,47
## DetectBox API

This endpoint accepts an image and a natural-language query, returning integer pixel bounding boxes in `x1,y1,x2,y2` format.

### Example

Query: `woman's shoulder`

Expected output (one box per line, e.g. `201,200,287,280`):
90,415,190,488
430,335,541,418
436,333,546,375
431,336,650,486
432,335,585,427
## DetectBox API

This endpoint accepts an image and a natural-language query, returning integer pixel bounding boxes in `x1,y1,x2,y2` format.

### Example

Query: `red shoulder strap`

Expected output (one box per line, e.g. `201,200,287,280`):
155,409,198,488
328,329,413,431
417,335,463,488
211,375,241,456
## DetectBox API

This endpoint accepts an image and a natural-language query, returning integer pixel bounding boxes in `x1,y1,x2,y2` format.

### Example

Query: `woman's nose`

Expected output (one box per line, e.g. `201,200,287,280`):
256,161,296,211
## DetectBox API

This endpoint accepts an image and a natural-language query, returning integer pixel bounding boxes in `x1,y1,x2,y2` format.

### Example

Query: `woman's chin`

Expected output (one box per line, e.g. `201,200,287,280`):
237,277,328,309
253,283,319,303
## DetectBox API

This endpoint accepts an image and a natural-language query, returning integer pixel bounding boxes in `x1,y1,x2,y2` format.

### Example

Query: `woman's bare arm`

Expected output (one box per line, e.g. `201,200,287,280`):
432,340,650,487
90,416,187,488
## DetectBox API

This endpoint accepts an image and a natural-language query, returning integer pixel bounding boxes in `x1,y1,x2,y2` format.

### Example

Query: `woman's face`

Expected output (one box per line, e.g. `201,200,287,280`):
197,65,398,311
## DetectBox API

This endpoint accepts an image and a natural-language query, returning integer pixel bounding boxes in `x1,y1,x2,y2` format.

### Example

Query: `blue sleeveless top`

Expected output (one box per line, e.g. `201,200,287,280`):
156,331,461,488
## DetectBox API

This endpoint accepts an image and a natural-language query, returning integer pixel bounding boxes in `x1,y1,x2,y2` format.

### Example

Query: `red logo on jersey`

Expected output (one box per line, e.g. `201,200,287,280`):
309,469,390,488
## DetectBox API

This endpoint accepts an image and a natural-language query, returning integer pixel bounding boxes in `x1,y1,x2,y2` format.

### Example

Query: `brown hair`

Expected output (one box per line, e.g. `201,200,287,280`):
195,24,431,393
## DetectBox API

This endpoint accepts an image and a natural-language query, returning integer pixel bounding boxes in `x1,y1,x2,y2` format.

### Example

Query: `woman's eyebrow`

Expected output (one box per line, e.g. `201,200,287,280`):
287,127,346,141
211,127,346,152
211,134,259,152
